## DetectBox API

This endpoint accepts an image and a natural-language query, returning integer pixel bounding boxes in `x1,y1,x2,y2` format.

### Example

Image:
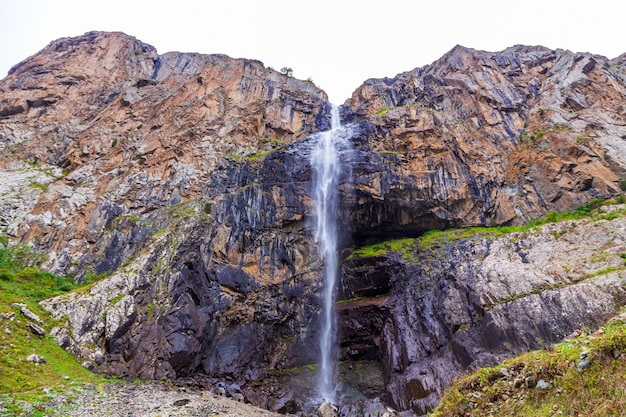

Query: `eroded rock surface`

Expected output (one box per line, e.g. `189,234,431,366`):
343,45,626,242
340,212,626,414
0,31,328,277
3,33,626,416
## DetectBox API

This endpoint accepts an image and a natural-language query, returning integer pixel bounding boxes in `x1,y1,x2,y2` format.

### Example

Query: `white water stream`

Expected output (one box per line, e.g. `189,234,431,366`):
311,104,346,404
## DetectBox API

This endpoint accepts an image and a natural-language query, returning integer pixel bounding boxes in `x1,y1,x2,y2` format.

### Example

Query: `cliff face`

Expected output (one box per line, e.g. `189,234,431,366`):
0,31,328,277
340,213,626,414
343,45,626,242
1,30,330,390
3,33,626,415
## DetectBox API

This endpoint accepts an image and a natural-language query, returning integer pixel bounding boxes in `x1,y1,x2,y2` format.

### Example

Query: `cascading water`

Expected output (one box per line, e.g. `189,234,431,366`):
311,104,346,404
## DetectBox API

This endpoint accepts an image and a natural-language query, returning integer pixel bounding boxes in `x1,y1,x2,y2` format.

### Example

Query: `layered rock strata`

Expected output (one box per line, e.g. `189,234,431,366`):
343,45,626,242
2,33,626,415
340,212,626,414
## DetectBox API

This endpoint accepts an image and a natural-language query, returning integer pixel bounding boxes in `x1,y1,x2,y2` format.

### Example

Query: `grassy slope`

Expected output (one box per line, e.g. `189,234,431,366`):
430,315,626,416
0,243,105,416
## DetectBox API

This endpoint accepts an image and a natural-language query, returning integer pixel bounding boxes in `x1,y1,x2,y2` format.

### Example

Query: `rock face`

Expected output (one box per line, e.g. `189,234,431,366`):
0,31,328,277
343,45,626,242
340,213,626,414
4,33,626,415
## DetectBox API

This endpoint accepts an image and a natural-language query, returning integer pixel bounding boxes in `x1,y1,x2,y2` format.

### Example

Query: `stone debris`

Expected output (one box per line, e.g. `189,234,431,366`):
317,401,339,417
27,321,46,336
32,382,286,417
536,379,551,390
26,353,46,363
0,312,15,320
17,305,43,324
577,357,591,371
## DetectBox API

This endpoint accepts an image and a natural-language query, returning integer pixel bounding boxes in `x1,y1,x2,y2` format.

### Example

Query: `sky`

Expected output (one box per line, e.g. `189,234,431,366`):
0,0,624,104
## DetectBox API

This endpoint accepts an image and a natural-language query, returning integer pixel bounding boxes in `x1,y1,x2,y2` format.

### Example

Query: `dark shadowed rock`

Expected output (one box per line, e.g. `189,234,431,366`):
2,35,626,416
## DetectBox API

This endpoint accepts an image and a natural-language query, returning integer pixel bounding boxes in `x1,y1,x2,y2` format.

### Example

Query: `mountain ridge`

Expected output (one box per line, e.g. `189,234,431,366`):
2,31,626,416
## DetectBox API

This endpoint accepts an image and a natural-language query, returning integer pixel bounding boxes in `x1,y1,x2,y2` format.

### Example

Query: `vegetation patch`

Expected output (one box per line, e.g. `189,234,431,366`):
431,315,626,416
0,243,77,303
375,106,393,116
347,197,626,261
348,238,418,261
0,240,105,415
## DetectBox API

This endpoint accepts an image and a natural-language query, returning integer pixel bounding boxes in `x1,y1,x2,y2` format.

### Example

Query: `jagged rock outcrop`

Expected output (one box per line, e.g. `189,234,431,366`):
4,33,626,416
0,31,328,276
340,211,626,414
343,45,626,242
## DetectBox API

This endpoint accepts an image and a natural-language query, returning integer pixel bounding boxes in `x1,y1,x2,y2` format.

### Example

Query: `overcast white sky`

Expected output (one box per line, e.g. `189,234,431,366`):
0,0,623,103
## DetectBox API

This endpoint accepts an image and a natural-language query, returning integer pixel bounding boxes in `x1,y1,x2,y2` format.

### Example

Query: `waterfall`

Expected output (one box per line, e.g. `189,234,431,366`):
311,104,345,404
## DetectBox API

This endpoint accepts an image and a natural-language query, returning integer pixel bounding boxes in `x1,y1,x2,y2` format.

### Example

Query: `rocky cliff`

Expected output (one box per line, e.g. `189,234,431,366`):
340,211,626,414
3,33,626,416
343,45,626,242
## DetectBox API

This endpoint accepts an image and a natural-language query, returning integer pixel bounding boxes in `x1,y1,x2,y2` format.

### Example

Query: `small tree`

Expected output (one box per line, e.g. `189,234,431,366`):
280,67,293,77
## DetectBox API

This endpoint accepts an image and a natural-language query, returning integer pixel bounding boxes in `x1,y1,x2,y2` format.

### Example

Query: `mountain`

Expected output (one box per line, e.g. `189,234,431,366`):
2,32,626,415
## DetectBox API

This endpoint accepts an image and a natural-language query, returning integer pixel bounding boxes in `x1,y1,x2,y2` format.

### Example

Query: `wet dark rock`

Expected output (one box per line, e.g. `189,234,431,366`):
6,35,626,417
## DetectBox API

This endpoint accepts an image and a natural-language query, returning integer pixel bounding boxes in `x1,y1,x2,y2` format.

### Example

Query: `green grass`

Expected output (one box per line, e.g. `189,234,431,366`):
0,244,78,304
348,237,419,261
258,137,285,145
431,316,626,416
349,197,623,261
28,182,48,192
0,240,105,415
375,106,393,116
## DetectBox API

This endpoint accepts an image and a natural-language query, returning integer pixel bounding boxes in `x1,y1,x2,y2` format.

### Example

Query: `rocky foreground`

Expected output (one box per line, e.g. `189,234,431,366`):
16,382,284,417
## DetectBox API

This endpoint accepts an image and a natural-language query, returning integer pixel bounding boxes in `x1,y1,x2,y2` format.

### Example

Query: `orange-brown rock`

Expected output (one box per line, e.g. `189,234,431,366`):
0,31,328,275
5,35,626,416
343,45,626,242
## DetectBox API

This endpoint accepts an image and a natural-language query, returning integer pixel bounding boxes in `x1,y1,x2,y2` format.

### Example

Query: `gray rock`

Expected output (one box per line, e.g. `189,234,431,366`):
227,382,242,396
27,321,46,336
27,354,46,363
577,357,591,371
19,306,43,324
613,348,621,359
50,327,72,349
536,379,551,390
